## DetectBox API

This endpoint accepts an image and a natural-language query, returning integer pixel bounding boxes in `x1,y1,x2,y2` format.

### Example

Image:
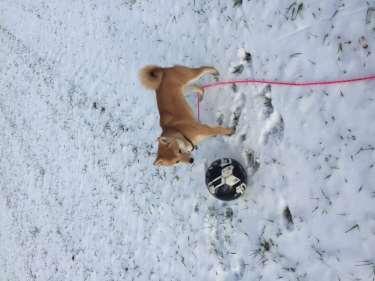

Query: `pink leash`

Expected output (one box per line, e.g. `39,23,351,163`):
196,74,375,120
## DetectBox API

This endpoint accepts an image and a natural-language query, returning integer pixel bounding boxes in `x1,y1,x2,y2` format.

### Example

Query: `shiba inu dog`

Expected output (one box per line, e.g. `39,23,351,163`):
139,65,234,166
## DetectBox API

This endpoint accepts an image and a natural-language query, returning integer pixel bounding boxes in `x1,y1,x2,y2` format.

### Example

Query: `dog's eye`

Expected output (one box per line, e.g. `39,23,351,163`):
176,160,180,163
178,149,182,154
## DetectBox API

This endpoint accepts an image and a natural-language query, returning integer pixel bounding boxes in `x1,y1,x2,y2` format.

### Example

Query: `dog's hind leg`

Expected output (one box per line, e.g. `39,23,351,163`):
177,66,218,99
174,65,219,85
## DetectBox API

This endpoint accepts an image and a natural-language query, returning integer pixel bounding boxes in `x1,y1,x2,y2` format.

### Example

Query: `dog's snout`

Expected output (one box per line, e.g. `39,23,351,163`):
189,158,194,164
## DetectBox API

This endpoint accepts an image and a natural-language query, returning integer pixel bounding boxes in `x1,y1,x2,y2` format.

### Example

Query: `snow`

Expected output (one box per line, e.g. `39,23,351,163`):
1,0,375,280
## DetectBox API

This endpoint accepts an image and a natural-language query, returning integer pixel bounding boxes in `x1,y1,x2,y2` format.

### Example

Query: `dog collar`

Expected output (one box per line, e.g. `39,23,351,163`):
182,134,197,151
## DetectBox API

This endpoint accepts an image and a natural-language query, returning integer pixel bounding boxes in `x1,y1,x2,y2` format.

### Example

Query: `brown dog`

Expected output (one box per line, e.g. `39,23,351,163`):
139,65,234,166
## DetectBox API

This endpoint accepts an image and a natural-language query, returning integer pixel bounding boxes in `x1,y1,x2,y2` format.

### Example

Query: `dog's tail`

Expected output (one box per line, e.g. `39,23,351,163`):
139,65,163,90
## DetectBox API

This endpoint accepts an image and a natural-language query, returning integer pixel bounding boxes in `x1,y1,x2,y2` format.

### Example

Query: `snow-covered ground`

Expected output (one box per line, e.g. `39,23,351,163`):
1,0,375,280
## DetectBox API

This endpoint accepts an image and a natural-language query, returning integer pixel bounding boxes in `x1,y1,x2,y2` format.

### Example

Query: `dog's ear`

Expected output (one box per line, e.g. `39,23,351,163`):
158,136,171,145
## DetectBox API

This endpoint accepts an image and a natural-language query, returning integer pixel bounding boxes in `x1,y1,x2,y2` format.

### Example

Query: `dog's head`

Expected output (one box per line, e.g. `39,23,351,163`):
154,137,194,166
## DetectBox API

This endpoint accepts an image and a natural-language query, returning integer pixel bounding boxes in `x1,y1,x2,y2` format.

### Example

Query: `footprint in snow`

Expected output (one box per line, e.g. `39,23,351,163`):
282,206,295,231
229,92,246,132
260,112,285,145
259,93,285,145
243,148,260,174
260,85,273,119
366,7,375,31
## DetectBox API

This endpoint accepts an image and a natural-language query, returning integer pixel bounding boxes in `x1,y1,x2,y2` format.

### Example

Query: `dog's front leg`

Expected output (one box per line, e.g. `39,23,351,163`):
193,125,234,144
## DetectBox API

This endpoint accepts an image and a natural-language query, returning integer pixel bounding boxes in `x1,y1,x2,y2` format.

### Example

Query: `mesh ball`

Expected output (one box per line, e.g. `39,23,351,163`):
205,158,247,201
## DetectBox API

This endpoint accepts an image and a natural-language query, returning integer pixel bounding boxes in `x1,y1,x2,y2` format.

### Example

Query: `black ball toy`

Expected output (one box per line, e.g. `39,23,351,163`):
205,158,247,201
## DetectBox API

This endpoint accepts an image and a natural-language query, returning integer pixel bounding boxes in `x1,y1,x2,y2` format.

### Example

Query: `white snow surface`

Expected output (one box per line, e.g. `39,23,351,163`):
1,0,375,280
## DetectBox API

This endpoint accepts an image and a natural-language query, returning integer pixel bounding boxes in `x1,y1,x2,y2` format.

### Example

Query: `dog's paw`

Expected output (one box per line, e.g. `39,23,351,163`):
226,127,235,136
206,67,220,77
191,85,205,101
217,126,234,136
197,93,204,102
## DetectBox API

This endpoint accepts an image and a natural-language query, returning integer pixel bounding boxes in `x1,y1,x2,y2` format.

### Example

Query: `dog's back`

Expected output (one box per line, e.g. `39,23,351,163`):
139,65,196,127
